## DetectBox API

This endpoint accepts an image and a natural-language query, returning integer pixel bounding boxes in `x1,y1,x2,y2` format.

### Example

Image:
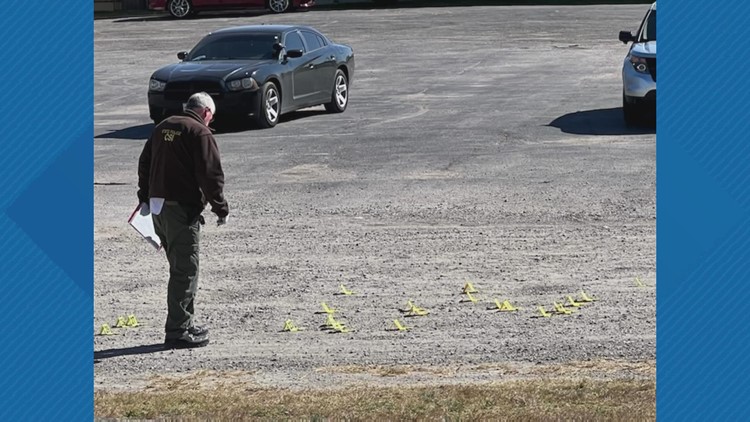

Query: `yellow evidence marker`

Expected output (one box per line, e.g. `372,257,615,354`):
391,319,409,331
635,277,646,287
494,299,518,312
537,306,552,318
462,282,478,293
99,324,114,335
114,316,128,328
324,314,350,333
566,296,582,308
321,302,337,314
554,302,574,315
464,291,478,303
126,314,139,327
580,290,597,302
339,284,355,295
405,300,429,316
283,319,301,332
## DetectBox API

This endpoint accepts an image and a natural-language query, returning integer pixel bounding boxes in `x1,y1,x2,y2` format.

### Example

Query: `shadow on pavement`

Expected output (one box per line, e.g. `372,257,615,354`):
212,109,329,133
280,108,328,123
94,343,168,361
548,107,655,136
94,108,329,137
95,124,154,140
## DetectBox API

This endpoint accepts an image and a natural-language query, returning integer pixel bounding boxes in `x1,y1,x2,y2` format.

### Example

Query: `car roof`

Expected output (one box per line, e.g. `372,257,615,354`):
209,25,317,35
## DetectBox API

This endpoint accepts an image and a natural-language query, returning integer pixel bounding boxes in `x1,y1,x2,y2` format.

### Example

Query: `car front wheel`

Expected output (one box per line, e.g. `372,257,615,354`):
257,82,280,128
167,0,192,18
324,69,349,113
623,93,640,126
267,0,292,13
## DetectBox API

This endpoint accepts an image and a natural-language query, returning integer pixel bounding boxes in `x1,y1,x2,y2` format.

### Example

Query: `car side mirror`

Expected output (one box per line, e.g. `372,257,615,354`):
177,51,188,60
618,31,635,44
285,49,303,59
272,43,285,60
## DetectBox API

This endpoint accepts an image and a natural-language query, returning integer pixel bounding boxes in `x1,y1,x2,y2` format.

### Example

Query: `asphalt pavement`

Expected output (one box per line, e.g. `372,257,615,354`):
94,4,655,391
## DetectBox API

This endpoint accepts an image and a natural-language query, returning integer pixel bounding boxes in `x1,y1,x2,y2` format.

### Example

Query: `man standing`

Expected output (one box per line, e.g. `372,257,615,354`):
138,92,229,348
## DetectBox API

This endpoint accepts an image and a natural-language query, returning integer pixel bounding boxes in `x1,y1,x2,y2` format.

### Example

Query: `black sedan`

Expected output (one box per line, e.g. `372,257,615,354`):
147,25,354,128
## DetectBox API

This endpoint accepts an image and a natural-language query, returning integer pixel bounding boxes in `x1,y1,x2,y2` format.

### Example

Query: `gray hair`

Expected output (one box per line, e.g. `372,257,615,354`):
184,92,216,114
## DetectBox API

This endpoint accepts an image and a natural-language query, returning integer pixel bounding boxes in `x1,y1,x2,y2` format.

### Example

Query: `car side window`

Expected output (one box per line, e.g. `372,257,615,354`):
284,32,305,53
641,10,656,41
301,31,323,51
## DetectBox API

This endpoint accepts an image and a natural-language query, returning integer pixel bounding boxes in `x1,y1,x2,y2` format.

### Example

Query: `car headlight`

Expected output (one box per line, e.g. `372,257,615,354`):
628,55,650,74
227,77,258,92
149,78,166,92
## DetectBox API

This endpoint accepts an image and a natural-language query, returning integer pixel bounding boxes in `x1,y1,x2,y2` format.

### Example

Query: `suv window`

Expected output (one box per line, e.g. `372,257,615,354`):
639,10,656,42
284,32,305,53
301,31,323,51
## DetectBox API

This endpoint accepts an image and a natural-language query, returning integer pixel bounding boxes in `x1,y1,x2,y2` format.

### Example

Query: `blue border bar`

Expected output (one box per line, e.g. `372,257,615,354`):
0,0,93,419
659,0,750,419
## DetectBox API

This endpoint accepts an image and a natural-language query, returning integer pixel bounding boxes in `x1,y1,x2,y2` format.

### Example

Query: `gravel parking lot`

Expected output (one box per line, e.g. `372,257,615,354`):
94,4,655,391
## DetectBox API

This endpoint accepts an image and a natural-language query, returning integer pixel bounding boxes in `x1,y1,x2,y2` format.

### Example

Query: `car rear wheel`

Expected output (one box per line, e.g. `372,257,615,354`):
324,69,349,113
623,93,640,126
267,0,292,13
257,82,280,128
167,0,192,18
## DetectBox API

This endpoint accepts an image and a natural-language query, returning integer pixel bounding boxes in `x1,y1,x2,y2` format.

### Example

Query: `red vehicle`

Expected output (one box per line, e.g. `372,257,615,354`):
148,0,315,18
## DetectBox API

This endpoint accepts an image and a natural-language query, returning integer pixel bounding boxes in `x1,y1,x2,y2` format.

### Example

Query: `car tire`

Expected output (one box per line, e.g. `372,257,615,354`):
257,82,281,128
267,0,292,13
150,106,173,125
324,69,349,113
623,93,640,126
149,106,162,124
167,0,193,18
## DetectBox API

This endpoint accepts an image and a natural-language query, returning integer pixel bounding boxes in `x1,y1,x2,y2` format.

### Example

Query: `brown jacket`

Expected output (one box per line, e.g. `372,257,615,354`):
138,110,229,217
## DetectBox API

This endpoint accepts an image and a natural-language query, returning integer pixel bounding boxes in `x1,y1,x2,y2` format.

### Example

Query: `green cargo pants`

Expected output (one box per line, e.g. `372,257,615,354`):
152,201,203,338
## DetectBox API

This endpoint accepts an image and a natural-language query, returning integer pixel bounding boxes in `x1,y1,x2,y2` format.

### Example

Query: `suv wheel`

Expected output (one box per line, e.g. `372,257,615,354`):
623,93,640,126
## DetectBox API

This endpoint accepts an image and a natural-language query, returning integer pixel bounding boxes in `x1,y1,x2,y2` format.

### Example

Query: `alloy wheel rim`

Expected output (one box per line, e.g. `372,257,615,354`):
269,0,289,13
335,75,348,108
265,88,279,122
170,0,190,17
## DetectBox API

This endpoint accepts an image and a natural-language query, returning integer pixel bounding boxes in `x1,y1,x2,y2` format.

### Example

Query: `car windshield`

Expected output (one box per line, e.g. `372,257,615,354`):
188,34,279,61
639,10,656,42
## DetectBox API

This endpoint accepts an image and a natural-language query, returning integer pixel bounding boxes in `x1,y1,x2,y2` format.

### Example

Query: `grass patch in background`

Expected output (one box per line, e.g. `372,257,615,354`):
96,378,654,420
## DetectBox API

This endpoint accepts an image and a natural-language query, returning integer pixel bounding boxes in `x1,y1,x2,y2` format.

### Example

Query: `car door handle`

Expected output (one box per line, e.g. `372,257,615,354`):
328,55,336,62
307,63,315,69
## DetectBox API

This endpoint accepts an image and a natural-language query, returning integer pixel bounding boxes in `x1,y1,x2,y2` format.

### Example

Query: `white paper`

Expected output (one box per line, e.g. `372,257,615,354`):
128,203,162,250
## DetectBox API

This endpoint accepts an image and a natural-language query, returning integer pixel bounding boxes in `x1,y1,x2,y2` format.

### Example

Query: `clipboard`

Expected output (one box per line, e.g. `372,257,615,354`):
128,203,162,250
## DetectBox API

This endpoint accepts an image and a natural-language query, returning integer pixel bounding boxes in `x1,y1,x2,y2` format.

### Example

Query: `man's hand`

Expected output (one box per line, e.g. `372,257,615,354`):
217,215,228,226
139,202,150,216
